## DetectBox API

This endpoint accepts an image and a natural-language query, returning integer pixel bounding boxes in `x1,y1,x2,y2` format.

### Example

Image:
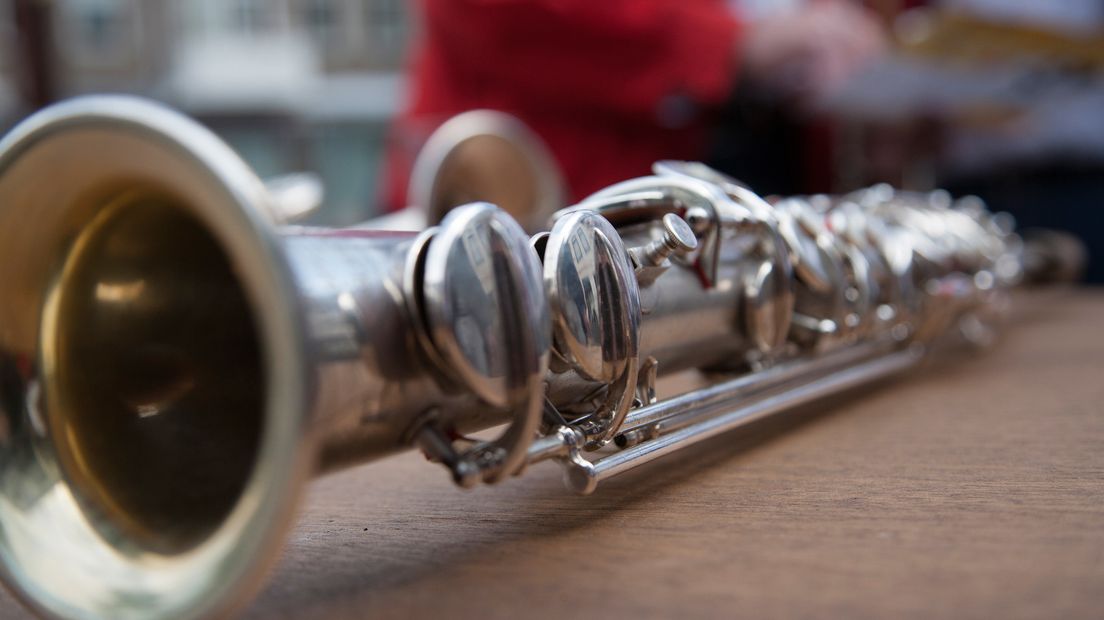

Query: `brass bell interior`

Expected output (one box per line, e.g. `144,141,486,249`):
44,187,265,553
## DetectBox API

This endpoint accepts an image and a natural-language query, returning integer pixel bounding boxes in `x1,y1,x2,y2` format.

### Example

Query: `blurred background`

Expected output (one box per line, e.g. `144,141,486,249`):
2,0,410,227
1,0,1101,278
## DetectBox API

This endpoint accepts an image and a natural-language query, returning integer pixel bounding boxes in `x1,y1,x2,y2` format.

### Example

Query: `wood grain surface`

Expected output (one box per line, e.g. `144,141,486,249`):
3,290,1102,619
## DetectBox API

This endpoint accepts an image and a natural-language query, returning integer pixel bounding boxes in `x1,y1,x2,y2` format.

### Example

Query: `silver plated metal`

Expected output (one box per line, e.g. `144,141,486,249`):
422,203,549,409
543,210,641,443
0,97,1075,620
544,211,640,384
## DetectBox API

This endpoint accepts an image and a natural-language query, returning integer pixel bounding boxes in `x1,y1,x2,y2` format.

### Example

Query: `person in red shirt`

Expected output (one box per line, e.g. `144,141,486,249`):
382,0,885,212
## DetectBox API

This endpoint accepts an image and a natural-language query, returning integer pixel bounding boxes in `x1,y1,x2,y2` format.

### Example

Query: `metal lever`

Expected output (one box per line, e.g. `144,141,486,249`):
631,212,699,286
550,344,922,494
636,213,697,267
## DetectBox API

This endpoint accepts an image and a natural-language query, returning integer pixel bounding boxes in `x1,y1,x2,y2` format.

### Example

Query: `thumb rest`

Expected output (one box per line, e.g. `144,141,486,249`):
0,97,1067,619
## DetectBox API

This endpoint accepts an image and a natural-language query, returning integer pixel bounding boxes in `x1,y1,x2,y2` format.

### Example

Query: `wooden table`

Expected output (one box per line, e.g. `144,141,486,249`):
4,291,1104,618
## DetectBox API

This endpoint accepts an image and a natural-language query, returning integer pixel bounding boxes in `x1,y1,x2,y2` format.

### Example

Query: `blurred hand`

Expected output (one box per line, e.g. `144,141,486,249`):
740,0,887,104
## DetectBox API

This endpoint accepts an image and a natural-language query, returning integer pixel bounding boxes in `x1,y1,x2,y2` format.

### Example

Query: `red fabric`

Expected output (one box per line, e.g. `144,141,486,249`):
381,0,742,211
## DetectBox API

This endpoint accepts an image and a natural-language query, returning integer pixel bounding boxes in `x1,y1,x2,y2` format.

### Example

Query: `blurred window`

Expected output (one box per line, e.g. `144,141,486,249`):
365,0,406,66
304,0,340,45
0,2,12,70
232,0,279,35
948,0,1104,34
57,0,141,68
0,2,12,125
308,121,387,224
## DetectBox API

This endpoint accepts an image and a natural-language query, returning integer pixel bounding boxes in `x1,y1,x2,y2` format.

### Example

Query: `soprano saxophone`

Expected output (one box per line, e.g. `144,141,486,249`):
0,97,1078,619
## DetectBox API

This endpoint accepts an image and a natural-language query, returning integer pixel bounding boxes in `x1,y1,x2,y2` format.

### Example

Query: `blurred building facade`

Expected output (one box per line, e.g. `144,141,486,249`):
0,3,18,118
2,0,412,223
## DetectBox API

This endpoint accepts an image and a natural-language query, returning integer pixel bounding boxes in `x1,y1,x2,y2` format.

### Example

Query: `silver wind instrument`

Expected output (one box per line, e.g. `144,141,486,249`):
0,97,1078,619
